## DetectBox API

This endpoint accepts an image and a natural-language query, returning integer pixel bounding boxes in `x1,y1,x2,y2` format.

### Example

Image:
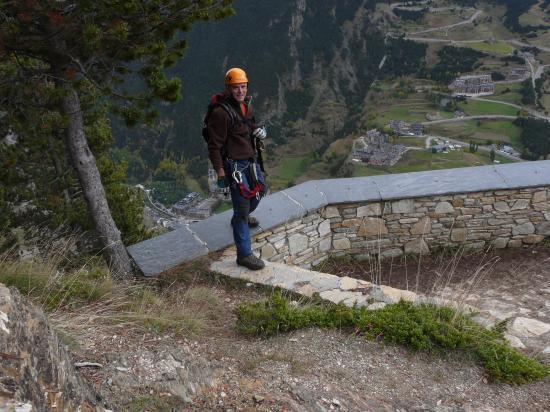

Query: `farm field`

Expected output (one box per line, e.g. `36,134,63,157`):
457,99,519,116
394,136,426,148
353,148,513,177
374,97,453,127
268,154,316,190
427,119,522,148
491,83,523,105
467,41,514,55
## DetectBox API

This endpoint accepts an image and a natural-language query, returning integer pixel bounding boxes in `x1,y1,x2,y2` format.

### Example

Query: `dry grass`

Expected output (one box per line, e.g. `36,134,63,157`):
0,236,225,341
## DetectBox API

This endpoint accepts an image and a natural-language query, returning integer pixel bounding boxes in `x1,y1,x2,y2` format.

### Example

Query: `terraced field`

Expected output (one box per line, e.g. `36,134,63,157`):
374,97,453,126
467,41,514,55
457,99,519,116
353,149,512,177
491,83,523,106
427,119,522,148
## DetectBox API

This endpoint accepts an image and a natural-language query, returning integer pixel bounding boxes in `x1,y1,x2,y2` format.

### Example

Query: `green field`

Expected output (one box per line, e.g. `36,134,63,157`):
353,149,513,177
491,83,523,105
428,119,522,148
467,41,514,56
375,100,453,126
269,153,316,189
394,136,426,147
457,99,519,116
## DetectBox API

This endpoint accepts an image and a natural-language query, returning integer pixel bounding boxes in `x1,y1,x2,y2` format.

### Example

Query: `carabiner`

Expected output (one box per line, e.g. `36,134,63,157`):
232,170,243,184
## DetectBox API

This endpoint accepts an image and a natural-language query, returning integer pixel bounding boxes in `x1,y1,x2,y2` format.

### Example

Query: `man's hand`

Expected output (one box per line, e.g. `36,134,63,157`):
217,177,227,189
252,127,267,140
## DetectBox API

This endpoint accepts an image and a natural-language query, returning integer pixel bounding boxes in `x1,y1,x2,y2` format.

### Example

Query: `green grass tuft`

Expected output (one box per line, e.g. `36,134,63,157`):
0,257,113,310
235,293,549,384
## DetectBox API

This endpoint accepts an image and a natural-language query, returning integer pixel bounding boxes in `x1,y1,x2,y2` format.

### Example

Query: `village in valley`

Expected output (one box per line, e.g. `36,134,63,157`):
339,0,550,179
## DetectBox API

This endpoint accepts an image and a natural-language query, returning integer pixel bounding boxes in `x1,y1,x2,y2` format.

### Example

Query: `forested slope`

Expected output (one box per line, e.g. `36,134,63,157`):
114,0,395,178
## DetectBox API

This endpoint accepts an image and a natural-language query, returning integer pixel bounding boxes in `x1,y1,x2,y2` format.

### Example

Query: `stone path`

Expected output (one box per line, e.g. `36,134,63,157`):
211,250,418,310
437,280,550,356
211,251,550,360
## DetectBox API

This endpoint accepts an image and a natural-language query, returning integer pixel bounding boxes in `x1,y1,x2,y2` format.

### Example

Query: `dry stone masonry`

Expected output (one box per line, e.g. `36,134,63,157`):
251,186,550,268
128,161,550,276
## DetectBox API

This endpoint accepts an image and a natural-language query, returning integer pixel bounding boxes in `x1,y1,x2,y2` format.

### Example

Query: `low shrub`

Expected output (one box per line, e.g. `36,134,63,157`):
235,293,549,384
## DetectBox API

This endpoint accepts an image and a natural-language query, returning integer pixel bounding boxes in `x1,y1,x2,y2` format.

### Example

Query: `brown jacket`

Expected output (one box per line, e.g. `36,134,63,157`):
207,95,256,172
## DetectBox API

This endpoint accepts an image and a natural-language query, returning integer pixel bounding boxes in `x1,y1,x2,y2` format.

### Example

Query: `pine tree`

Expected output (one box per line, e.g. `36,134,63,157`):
0,1,233,278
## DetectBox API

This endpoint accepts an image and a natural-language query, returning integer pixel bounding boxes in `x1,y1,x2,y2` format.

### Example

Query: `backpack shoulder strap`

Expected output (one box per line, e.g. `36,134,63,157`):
217,100,240,130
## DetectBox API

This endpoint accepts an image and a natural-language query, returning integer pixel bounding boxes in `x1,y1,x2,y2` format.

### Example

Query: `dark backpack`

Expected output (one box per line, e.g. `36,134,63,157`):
201,94,240,144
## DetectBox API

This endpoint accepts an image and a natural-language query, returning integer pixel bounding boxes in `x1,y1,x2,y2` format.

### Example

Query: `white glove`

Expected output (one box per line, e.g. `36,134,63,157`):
252,126,267,140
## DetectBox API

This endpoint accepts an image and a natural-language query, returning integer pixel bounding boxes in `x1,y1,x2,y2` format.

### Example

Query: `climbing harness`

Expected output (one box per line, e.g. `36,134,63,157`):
232,162,262,200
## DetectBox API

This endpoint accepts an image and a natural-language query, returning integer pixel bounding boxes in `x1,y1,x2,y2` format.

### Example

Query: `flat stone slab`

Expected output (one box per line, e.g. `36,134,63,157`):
189,210,234,251
210,258,420,310
494,160,550,189
127,227,208,277
249,191,305,232
282,180,328,213
507,317,550,338
322,177,381,205
371,166,507,200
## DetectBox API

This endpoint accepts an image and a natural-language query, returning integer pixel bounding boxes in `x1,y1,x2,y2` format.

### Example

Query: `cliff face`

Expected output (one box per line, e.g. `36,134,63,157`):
0,284,104,411
116,0,386,162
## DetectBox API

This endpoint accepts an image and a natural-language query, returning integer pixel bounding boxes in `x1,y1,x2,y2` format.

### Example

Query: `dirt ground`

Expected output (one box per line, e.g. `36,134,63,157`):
68,247,550,411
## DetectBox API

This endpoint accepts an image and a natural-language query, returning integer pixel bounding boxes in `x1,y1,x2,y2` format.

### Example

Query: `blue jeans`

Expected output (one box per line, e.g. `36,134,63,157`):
225,159,265,258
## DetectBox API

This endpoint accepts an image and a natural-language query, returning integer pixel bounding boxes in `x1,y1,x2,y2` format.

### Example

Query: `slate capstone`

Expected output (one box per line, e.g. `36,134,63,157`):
127,226,208,276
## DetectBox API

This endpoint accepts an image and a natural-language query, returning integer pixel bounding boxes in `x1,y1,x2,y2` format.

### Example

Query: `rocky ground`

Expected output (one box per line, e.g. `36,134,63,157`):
64,246,550,411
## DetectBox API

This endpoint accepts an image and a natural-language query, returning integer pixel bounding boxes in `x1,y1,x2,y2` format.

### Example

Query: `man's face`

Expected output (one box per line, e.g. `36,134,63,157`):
230,83,247,102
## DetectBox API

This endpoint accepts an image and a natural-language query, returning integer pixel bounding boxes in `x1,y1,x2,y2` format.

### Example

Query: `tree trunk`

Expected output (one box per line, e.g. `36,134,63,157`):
62,87,133,278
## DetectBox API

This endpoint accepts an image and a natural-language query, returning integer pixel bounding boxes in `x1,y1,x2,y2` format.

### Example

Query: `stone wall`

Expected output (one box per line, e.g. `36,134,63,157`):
251,187,550,267
128,161,550,276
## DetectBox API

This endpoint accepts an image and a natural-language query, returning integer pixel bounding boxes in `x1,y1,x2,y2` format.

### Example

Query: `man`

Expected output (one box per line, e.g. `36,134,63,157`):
207,67,267,270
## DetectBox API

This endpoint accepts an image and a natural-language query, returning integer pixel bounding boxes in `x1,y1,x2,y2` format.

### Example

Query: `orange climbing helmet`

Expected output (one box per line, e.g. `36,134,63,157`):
225,67,248,85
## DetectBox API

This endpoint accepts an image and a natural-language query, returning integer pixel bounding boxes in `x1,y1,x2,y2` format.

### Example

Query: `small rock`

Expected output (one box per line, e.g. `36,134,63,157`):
508,317,550,337
332,398,341,406
367,302,387,310
253,394,265,403
503,333,526,349
220,391,227,398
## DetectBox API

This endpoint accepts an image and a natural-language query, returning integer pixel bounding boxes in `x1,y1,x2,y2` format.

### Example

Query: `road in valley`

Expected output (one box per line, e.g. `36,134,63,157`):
410,9,483,35
422,115,517,125
423,135,524,162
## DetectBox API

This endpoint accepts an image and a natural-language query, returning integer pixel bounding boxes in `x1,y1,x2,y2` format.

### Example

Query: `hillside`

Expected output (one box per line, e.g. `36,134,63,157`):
112,0,549,193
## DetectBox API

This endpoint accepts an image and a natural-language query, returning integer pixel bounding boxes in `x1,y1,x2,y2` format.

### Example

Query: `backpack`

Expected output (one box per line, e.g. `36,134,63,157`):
201,94,241,144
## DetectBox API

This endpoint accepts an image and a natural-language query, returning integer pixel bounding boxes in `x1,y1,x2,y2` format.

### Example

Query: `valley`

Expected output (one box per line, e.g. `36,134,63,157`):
265,0,550,191
141,0,550,229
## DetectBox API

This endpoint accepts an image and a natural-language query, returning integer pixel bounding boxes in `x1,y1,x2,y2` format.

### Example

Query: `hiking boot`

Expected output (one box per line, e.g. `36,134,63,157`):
248,216,260,228
236,254,265,270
